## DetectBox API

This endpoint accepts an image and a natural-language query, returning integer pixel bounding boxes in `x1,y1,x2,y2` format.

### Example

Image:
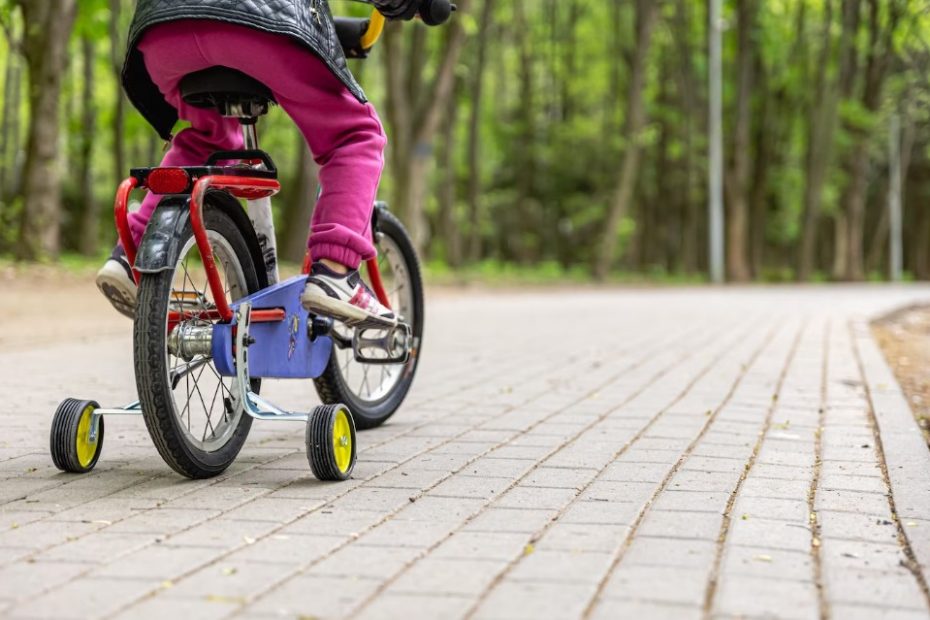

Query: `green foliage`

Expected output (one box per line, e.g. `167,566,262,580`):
1,0,930,281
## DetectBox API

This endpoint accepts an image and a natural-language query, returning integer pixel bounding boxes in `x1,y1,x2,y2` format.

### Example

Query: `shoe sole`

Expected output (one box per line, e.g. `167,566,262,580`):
96,265,136,320
301,290,397,330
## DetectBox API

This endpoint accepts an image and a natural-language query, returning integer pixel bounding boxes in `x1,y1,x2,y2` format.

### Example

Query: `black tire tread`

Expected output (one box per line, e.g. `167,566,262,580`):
50,398,103,473
306,404,356,481
134,204,259,479
313,209,424,430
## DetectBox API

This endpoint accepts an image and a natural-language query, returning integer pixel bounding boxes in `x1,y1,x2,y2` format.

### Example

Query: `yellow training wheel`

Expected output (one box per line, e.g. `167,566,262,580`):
306,403,357,481
50,398,104,473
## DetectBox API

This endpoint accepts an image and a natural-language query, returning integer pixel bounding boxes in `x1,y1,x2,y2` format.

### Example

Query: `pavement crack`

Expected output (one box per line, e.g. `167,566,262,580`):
699,318,806,618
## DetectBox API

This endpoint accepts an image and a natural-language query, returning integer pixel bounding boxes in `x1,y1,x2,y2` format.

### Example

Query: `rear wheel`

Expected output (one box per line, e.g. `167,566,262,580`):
313,209,424,429
134,201,262,479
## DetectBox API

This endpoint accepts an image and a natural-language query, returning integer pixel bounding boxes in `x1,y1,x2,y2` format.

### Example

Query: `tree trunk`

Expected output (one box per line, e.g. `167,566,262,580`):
437,76,462,267
78,34,99,255
798,0,855,280
466,0,494,263
723,0,756,282
838,0,902,280
748,60,771,278
281,135,319,263
0,18,22,203
109,0,127,185
673,0,701,274
593,0,660,279
513,0,537,264
380,2,470,251
14,0,78,260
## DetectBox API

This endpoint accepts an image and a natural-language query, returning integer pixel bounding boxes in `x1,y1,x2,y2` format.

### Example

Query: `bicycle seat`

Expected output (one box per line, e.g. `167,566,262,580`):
179,67,275,118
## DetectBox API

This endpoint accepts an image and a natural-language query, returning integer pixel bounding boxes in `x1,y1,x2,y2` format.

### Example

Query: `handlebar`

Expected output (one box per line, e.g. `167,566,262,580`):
349,0,455,51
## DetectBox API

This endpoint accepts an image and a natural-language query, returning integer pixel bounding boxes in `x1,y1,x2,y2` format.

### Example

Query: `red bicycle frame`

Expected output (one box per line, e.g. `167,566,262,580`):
114,171,393,324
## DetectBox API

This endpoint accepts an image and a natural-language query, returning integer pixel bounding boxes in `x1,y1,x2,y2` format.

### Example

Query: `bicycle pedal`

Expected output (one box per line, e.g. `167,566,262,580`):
352,323,411,365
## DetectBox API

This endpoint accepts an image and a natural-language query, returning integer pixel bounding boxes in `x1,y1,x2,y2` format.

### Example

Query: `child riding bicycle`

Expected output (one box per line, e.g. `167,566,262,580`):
97,0,426,328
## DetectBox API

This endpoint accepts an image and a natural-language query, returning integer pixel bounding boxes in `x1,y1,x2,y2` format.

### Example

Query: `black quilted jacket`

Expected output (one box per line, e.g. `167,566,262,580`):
122,0,365,140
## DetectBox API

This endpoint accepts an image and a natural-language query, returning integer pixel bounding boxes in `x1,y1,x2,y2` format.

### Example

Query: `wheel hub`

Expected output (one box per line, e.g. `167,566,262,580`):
168,323,214,361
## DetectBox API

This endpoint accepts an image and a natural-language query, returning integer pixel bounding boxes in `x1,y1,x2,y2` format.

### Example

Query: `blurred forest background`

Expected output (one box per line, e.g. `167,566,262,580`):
0,0,929,282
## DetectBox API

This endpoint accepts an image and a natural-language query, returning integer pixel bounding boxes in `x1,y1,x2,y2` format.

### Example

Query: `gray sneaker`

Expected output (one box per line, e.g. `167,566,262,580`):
301,262,397,329
96,246,136,319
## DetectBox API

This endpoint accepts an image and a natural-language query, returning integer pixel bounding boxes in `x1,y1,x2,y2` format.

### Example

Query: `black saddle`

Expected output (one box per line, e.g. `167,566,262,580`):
180,67,274,118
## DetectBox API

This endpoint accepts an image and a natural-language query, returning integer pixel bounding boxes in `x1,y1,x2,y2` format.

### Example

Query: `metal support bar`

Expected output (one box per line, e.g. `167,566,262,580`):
233,302,309,422
89,401,143,441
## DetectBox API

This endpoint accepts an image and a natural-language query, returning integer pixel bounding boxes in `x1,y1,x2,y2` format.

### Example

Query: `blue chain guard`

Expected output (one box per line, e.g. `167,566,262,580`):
212,275,332,379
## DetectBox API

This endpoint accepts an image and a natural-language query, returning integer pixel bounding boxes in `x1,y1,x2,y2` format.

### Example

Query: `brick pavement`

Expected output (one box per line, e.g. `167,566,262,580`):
2,285,930,619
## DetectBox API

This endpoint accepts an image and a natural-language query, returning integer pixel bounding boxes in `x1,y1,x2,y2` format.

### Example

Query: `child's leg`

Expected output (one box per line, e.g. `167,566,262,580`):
127,26,243,246
191,23,387,269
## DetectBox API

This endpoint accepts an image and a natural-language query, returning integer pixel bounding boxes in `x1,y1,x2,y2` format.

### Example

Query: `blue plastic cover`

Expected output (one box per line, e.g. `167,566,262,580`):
212,275,332,379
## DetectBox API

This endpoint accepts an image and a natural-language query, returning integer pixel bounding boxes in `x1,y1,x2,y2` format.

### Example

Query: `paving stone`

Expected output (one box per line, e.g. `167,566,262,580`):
827,568,929,610
8,576,157,619
494,486,578,511
388,557,507,595
520,467,596,489
637,510,723,541
356,592,473,620
432,531,530,561
224,532,344,565
246,574,381,617
472,580,598,620
713,574,819,620
819,539,908,573
508,549,613,583
463,507,557,533
589,598,702,620
109,594,240,620
307,543,422,579
719,545,812,580
622,536,716,569
0,560,88,601
428,474,512,500
6,288,930,618
93,543,221,579
732,496,809,523
601,565,708,606
160,517,279,550
727,517,813,552
818,509,900,545
537,522,630,552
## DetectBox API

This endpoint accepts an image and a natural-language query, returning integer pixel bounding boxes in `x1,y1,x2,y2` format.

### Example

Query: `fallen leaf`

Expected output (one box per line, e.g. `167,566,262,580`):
523,543,534,556
222,567,237,576
206,595,246,605
753,554,773,563
161,580,173,589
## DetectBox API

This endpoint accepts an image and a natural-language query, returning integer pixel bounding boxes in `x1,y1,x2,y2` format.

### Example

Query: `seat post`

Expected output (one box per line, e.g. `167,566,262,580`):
241,120,259,151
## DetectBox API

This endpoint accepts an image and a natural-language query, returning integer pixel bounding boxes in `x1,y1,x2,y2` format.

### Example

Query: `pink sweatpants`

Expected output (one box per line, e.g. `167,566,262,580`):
129,20,386,269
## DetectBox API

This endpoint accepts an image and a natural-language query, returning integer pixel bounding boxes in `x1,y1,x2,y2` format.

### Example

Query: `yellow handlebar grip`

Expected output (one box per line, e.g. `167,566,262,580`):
360,10,386,50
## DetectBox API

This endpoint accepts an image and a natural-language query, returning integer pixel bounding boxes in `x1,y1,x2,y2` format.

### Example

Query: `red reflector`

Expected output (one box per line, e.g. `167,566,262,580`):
147,168,191,194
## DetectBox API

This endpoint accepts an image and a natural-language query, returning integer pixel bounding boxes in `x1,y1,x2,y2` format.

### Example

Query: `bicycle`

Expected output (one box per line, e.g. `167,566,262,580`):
49,0,453,481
